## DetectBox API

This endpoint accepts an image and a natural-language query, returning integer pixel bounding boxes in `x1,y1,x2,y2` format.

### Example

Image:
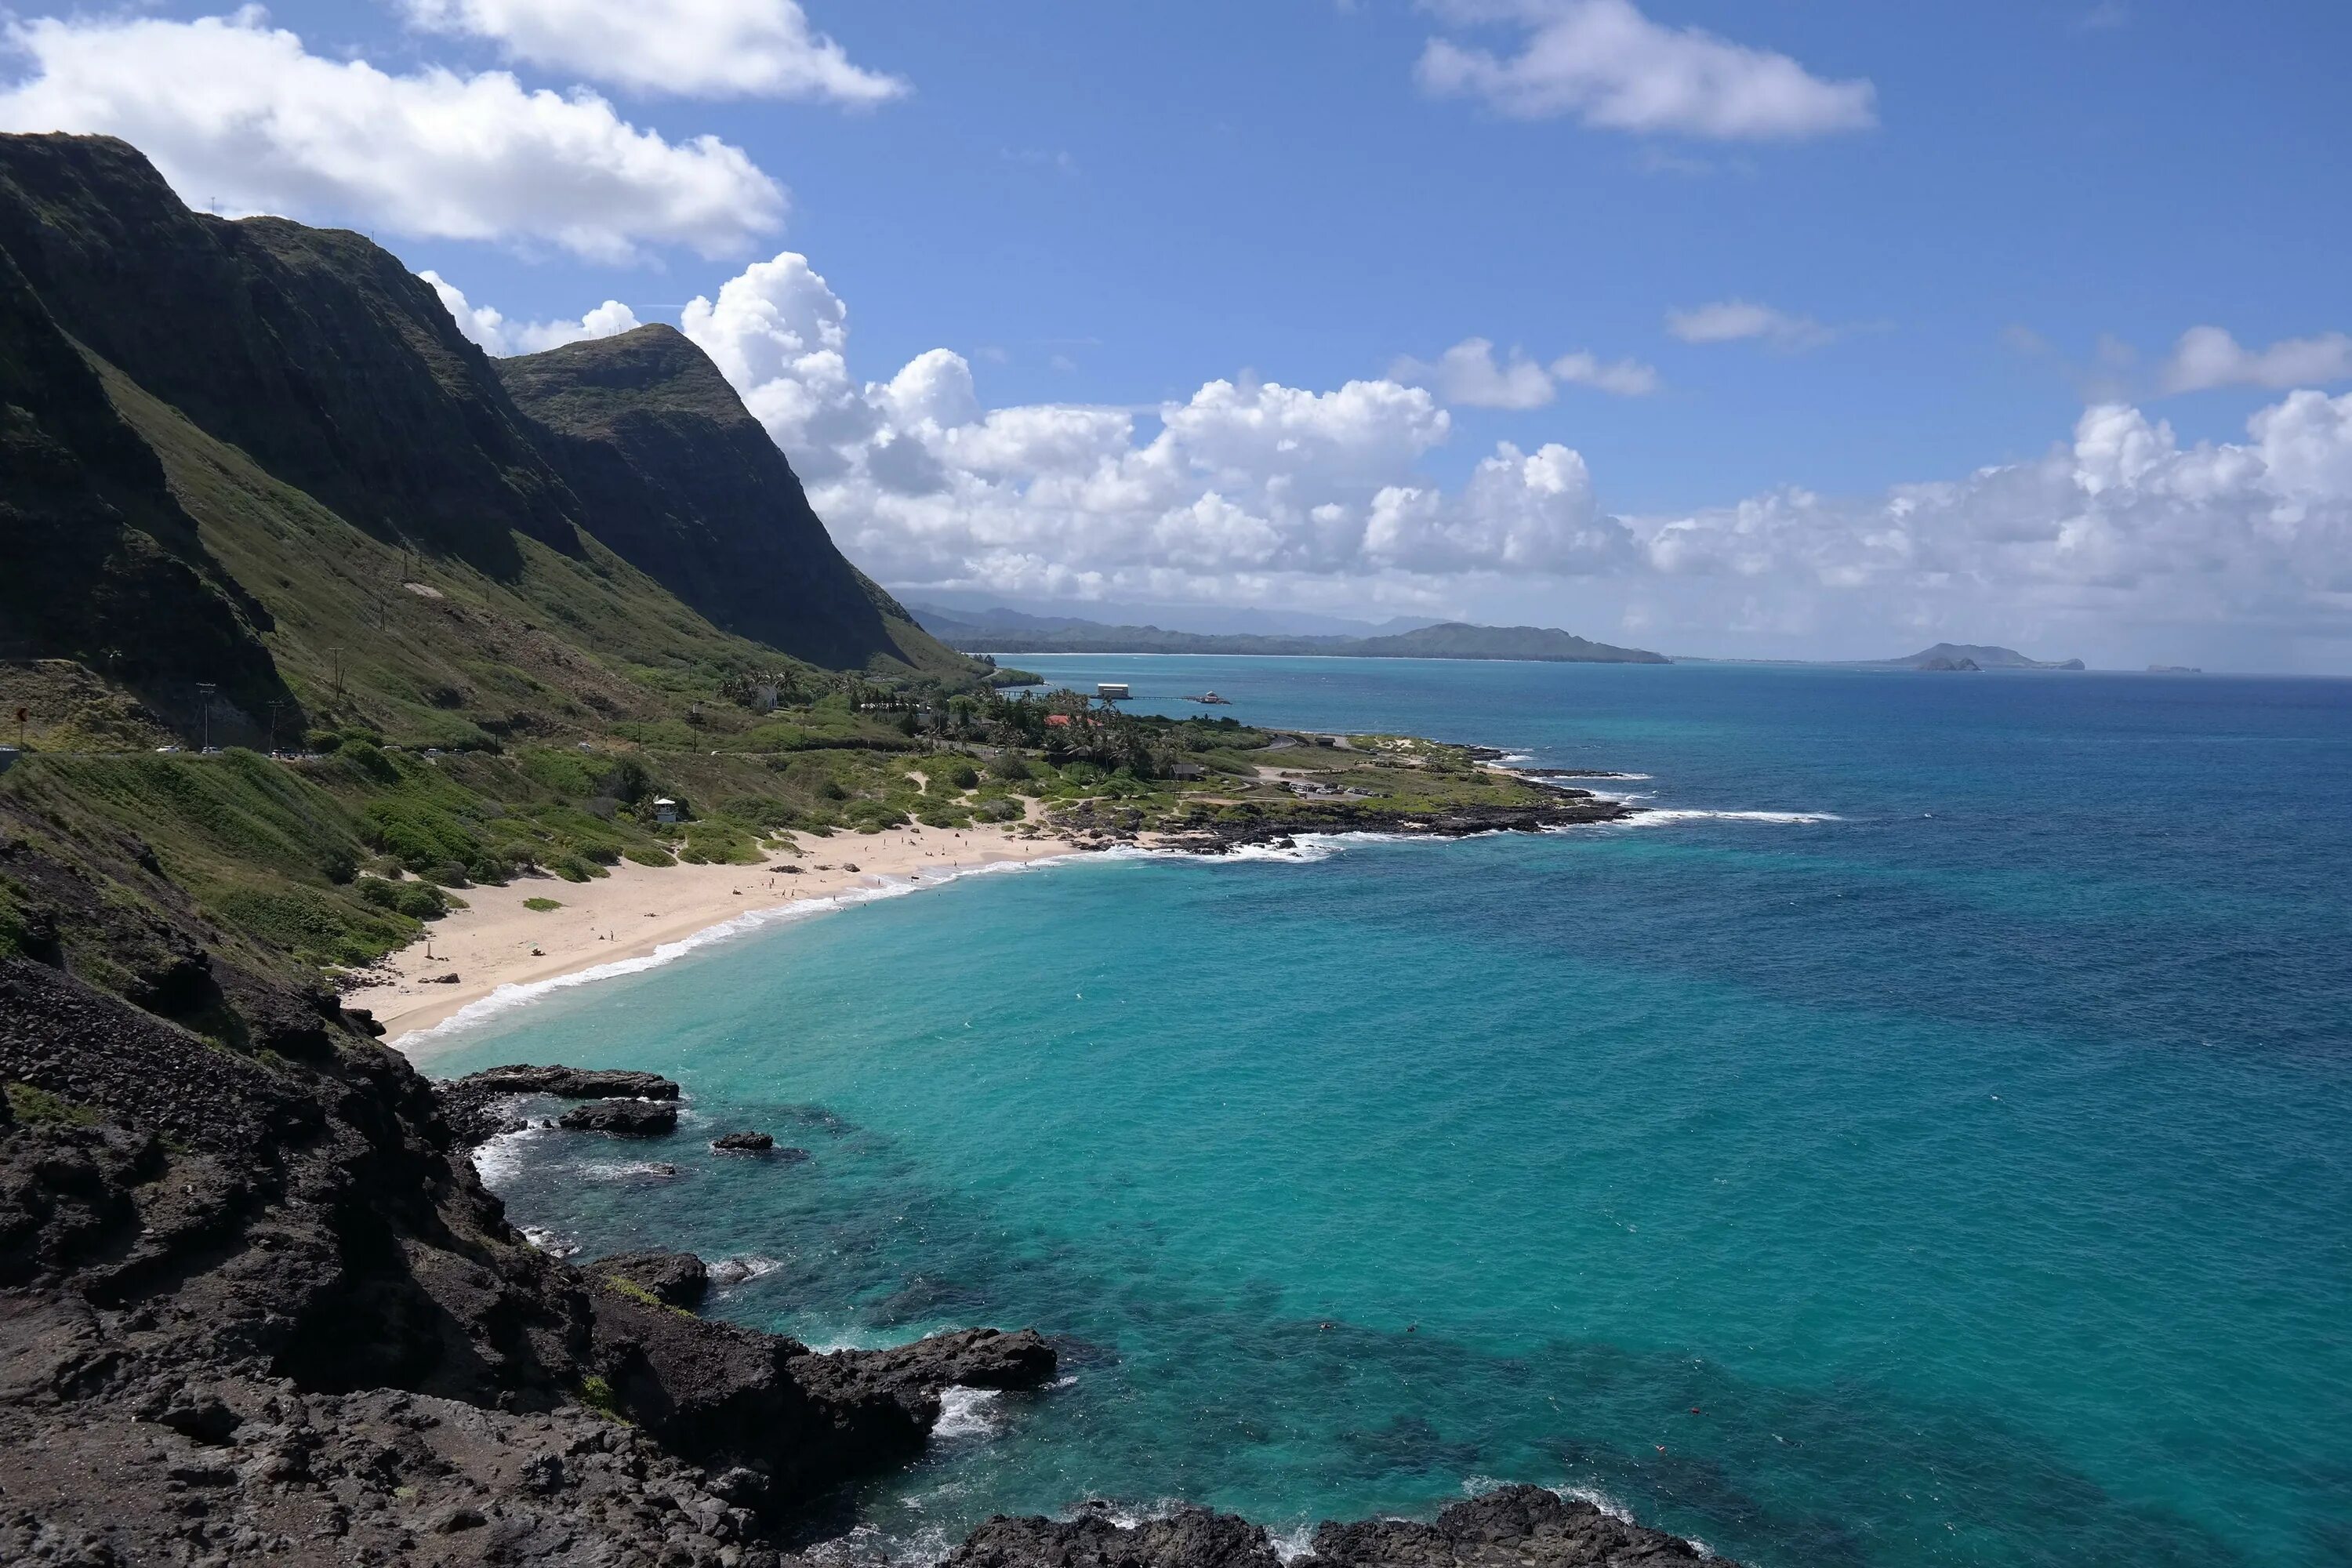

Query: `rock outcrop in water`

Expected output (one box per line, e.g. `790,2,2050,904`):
949,1487,1719,1568
439,1065,684,1145
558,1099,680,1137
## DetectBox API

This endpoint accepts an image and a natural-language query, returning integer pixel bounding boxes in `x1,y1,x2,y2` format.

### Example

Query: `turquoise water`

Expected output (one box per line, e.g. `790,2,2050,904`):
426,658,2352,1568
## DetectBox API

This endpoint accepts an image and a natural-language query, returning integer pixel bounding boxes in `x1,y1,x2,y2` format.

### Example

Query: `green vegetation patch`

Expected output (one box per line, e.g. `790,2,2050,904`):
6,1081,103,1127
522,896,562,912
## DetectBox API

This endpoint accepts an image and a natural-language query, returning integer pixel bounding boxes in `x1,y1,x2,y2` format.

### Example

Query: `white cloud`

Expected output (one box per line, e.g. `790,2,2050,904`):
1549,349,1662,397
0,11,784,261
420,270,641,355
1392,339,1555,409
1621,393,2352,662
1417,0,1876,140
1392,336,1660,407
1665,299,1833,350
666,250,1650,590
2161,325,2352,395
402,0,906,103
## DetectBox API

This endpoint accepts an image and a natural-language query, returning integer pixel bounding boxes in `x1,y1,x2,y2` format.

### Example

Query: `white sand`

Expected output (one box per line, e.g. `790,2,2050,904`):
351,822,1073,1046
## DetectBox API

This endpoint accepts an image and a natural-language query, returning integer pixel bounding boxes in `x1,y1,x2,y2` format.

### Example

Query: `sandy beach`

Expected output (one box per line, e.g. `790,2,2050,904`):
350,822,1074,1044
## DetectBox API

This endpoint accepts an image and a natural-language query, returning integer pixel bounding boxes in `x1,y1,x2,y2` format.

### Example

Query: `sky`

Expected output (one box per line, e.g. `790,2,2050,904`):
3,2,2349,670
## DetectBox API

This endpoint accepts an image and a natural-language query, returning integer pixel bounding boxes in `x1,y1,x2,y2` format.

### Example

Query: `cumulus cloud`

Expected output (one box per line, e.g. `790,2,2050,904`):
1416,0,1876,140
659,250,1654,593
0,11,784,260
2161,325,2352,395
402,0,906,103
1665,299,1833,350
1622,391,2352,660
421,270,640,355
1392,339,1554,409
1392,337,1660,408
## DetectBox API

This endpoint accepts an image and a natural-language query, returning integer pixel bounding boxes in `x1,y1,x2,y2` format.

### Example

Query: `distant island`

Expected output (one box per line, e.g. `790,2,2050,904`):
911,605,1669,665
1676,642,2088,672
1866,643,2087,672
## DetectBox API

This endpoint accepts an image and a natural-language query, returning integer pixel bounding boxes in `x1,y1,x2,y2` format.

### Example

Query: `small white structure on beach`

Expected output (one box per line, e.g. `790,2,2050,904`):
653,797,681,824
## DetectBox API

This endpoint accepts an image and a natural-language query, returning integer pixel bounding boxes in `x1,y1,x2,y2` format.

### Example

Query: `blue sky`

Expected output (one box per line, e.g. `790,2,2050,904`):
5,2,2350,668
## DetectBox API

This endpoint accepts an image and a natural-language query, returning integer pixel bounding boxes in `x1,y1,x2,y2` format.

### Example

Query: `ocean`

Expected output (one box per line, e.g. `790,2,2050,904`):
420,657,2352,1568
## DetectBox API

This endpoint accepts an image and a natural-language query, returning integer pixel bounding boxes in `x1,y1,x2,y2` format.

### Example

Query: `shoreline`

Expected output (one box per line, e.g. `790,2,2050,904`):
358,763,1638,1053
350,822,1076,1048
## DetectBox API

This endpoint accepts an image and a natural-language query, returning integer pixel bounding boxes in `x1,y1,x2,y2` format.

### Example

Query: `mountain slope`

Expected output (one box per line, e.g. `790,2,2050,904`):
497,325,960,674
0,235,292,728
0,132,980,749
0,133,575,575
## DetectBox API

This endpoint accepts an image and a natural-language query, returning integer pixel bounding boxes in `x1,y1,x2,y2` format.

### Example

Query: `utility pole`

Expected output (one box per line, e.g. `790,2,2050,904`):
195,683,216,753
266,700,281,753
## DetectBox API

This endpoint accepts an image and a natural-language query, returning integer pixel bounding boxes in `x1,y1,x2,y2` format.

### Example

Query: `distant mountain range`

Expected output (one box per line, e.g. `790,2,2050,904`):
904,599,1438,639
1867,644,2087,671
909,606,1669,665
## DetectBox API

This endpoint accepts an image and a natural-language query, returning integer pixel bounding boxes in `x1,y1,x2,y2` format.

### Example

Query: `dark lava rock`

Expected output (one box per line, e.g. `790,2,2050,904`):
949,1487,1722,1568
830,1326,1058,1395
1298,1485,1716,1568
456,1064,682,1100
589,1250,710,1309
949,1504,1279,1568
557,1098,678,1137
712,1130,775,1152
437,1063,684,1147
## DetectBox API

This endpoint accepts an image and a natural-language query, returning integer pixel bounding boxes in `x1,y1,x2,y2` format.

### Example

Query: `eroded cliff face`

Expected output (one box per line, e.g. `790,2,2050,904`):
0,234,290,724
498,325,951,673
0,133,576,576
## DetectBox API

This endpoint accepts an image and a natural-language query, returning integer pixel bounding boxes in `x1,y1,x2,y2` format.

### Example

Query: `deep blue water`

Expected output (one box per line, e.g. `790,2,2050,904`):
425,659,2352,1568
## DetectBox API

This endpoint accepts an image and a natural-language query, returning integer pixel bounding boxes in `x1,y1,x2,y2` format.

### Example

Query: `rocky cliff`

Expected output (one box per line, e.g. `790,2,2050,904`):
499,325,943,673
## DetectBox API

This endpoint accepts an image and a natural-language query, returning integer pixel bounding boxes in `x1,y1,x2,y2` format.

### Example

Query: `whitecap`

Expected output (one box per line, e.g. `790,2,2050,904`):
931,1385,1002,1441
519,1225,577,1258
470,1122,550,1187
804,1521,958,1568
708,1255,782,1286
1270,1523,1318,1563
581,1161,682,1181
1594,808,1842,829
1550,1483,1635,1523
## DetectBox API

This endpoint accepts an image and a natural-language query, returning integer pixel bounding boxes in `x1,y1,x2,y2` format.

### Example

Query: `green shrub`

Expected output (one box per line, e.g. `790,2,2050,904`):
523,896,562,912
948,764,980,790
354,875,448,920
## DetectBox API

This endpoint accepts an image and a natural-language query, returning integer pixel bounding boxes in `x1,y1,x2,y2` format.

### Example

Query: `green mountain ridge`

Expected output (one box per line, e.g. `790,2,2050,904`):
913,605,1668,664
0,132,971,751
